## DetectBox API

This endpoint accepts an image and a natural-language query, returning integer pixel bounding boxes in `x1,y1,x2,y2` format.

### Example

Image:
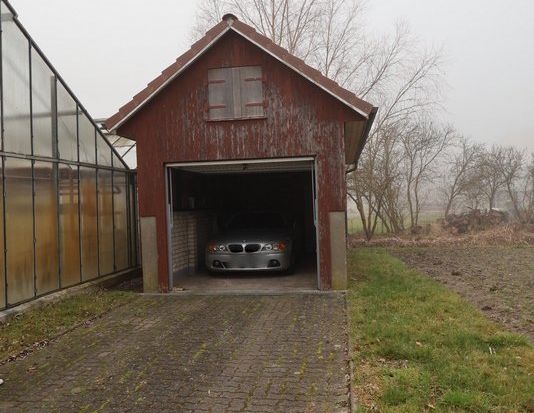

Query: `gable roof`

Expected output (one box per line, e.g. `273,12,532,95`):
105,14,376,132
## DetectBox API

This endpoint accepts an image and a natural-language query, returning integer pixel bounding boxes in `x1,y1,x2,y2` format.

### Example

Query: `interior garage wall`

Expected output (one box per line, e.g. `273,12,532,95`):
171,211,214,277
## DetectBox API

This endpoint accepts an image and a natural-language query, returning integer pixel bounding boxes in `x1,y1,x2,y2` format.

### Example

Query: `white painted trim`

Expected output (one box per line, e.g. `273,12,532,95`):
109,26,232,131
232,28,370,119
165,167,173,290
108,25,370,130
313,157,322,290
166,156,314,169
166,156,320,290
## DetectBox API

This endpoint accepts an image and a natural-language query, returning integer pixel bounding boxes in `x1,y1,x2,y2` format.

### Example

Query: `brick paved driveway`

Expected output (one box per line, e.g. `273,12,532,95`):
0,294,350,413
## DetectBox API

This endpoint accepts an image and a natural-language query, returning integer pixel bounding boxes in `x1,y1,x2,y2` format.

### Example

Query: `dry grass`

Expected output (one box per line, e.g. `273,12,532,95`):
0,289,135,363
349,224,534,248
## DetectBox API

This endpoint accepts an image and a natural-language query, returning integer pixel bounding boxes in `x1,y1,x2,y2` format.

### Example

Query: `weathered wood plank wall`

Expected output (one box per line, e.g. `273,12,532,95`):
118,31,364,290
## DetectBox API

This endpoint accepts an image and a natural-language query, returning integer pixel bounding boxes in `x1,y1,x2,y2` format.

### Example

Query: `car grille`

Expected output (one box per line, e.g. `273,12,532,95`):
245,244,261,253
228,244,244,253
227,243,262,253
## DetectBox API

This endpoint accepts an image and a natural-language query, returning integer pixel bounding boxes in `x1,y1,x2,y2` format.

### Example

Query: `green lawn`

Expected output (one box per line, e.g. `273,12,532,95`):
347,248,533,412
0,289,135,362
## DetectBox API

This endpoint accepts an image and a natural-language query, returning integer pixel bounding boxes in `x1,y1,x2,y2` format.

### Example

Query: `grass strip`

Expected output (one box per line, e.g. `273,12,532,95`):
347,247,533,412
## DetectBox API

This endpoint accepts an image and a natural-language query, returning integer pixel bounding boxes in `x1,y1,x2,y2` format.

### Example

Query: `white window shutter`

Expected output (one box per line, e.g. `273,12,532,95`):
208,66,264,120
208,68,234,120
239,66,264,118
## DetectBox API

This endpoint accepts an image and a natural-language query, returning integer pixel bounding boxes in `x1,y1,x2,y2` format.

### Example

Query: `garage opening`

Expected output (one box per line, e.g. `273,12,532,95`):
166,158,319,292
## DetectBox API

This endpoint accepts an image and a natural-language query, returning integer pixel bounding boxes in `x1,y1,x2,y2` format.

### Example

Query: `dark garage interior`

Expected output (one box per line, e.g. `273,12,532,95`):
167,160,318,291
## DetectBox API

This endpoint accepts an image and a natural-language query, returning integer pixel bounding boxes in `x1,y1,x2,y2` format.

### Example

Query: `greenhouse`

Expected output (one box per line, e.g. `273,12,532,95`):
0,0,138,309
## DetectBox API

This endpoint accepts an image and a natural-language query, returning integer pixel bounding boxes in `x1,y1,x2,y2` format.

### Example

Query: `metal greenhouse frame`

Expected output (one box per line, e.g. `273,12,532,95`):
0,0,138,309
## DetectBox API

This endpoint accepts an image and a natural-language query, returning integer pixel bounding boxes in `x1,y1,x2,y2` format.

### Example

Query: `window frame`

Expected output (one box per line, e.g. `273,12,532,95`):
207,65,266,121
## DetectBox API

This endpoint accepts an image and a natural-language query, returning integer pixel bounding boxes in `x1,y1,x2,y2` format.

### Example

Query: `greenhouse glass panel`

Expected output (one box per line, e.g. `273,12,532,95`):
79,112,96,164
0,160,5,309
58,163,80,286
2,14,31,155
98,169,114,275
113,152,127,170
0,0,136,309
96,134,112,167
34,161,59,295
5,158,34,304
31,48,55,158
57,83,78,161
80,167,98,280
113,171,129,271
110,136,137,169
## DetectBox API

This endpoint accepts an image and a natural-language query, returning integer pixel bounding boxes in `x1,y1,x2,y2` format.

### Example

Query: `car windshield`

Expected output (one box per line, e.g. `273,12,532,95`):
228,212,286,230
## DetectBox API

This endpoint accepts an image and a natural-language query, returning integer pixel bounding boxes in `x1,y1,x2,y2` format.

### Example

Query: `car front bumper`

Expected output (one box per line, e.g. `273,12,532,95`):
206,251,292,272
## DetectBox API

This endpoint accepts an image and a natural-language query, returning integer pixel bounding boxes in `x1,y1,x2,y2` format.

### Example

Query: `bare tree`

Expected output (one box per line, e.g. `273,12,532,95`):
191,0,227,39
193,0,443,111
525,155,534,224
348,127,404,239
498,146,525,220
478,145,507,210
194,0,446,239
310,0,367,82
192,0,322,60
464,182,485,209
341,16,445,238
402,120,453,229
440,137,484,217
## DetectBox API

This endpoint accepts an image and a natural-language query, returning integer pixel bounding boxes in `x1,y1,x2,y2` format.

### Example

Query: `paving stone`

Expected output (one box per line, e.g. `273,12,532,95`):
0,294,349,412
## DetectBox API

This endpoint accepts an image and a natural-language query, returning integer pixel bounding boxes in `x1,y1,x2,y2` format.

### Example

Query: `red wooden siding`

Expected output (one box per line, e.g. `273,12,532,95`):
117,30,364,290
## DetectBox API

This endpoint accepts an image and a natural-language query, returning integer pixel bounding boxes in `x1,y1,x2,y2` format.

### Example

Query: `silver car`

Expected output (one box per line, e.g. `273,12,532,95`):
206,212,295,273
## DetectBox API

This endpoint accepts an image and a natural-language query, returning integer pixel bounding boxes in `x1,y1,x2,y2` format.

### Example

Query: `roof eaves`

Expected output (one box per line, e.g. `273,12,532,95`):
354,106,378,167
106,17,375,131
107,23,231,131
229,22,374,118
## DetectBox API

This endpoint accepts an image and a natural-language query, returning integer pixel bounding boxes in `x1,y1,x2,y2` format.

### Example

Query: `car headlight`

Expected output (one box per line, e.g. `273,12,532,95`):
207,244,227,252
262,242,287,252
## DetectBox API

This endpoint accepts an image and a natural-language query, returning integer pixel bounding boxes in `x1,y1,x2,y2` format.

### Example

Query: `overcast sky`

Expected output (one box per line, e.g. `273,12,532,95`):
9,0,534,152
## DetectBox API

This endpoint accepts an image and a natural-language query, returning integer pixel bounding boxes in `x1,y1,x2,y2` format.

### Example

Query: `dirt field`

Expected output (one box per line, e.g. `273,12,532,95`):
390,245,534,340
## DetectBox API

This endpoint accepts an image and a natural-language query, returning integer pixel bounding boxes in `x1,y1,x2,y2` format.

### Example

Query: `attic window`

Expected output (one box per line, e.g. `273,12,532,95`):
208,66,264,120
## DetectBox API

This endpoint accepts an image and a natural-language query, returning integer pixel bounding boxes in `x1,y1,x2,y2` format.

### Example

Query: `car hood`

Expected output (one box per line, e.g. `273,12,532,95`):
210,228,291,244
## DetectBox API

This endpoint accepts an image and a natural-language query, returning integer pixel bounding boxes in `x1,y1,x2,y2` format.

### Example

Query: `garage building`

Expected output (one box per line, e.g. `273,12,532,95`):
106,14,376,292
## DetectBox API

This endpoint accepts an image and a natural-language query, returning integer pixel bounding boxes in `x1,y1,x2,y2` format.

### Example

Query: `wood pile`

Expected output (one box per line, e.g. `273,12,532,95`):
444,209,507,234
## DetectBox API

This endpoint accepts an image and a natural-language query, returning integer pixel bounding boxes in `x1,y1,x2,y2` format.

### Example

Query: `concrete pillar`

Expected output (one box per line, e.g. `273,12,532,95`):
140,216,158,293
329,211,348,290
